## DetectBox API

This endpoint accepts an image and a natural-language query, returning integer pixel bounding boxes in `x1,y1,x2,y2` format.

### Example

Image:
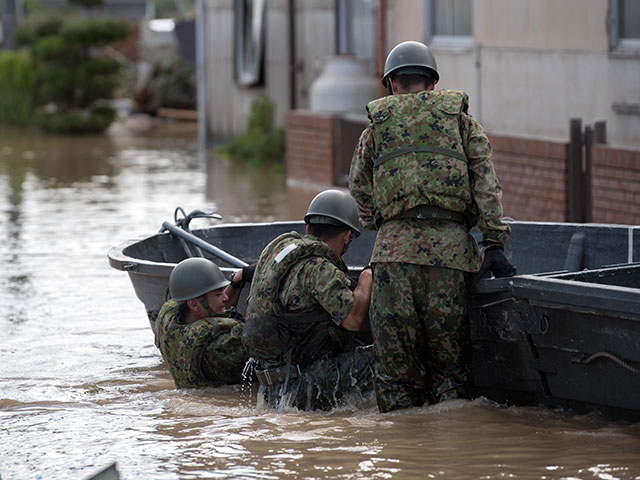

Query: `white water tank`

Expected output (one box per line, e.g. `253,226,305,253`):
309,56,379,116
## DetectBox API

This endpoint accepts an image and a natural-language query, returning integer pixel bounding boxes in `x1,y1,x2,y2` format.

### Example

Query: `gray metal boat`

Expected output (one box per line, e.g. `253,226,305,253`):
108,210,640,421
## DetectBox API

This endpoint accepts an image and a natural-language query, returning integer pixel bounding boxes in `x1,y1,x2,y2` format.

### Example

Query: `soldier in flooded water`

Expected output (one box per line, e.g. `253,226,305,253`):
349,41,516,412
243,189,375,411
155,257,250,388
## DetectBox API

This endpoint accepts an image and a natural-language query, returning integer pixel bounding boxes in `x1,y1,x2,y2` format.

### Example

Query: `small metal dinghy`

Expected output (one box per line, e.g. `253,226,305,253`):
108,210,640,421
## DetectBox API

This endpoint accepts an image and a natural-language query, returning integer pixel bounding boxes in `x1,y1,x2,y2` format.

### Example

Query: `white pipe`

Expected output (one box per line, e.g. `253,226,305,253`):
474,43,482,123
195,0,207,153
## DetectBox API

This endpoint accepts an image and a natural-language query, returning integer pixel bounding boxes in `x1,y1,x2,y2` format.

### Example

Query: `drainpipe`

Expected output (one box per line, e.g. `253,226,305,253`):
376,0,386,98
195,0,207,151
2,0,17,50
288,0,296,110
145,0,155,18
474,43,482,123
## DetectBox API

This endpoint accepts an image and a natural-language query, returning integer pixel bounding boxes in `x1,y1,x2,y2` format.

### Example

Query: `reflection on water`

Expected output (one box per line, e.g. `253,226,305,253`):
1,123,639,480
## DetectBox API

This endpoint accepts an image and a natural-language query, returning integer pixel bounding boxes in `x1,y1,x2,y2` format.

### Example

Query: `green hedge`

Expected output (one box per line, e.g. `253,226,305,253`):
0,51,36,125
220,95,285,165
34,106,116,133
13,13,129,133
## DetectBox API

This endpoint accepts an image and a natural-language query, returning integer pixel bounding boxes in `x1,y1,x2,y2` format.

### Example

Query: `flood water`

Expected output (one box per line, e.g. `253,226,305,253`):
1,121,639,480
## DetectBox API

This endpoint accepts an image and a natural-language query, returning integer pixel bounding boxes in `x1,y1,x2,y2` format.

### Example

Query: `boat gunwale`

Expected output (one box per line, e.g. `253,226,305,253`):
107,220,310,276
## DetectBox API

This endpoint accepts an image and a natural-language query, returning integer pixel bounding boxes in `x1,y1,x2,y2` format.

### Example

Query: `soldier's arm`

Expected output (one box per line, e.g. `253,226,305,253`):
348,127,378,230
224,264,256,310
462,113,511,247
304,259,369,331
340,268,372,331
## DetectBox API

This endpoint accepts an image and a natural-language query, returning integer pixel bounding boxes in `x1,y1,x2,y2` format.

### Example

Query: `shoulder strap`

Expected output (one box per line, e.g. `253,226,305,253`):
374,145,467,168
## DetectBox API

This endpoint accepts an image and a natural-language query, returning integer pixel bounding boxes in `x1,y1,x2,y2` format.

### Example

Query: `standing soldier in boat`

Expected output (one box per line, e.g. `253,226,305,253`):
349,40,516,412
242,189,375,410
155,257,250,388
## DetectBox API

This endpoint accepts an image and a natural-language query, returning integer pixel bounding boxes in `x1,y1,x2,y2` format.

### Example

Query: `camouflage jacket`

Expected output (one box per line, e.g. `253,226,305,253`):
243,232,352,367
155,301,249,388
349,89,510,272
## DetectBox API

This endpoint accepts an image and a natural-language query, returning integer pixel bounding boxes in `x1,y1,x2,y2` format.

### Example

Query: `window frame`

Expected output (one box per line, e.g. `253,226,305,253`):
335,0,376,72
234,0,266,87
610,0,640,50
424,0,473,50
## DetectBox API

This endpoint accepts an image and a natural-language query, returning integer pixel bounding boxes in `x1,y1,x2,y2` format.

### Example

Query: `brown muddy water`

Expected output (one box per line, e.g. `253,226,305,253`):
1,121,639,480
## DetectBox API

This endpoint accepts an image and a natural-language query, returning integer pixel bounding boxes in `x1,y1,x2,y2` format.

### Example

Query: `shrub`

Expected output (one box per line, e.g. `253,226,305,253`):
153,60,196,109
61,17,130,46
14,15,64,46
34,105,116,133
14,13,129,133
0,51,36,125
220,95,286,166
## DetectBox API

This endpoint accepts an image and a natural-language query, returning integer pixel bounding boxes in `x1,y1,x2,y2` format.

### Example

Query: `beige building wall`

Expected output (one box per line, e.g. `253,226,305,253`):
204,0,639,147
388,0,640,147
386,0,480,118
203,0,335,139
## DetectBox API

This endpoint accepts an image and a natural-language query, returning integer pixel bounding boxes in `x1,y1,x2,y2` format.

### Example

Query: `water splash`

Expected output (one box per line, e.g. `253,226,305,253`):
240,357,257,407
254,349,377,412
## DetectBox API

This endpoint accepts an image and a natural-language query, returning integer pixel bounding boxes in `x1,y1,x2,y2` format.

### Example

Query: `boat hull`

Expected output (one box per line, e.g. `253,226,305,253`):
109,220,640,420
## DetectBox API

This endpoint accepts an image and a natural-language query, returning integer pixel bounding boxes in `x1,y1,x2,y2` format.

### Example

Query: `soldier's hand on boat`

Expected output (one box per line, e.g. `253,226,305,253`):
228,263,257,289
242,263,256,283
474,245,517,280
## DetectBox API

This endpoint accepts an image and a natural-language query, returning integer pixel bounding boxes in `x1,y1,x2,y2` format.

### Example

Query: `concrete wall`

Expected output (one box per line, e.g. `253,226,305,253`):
295,1,337,105
388,0,640,148
475,0,614,142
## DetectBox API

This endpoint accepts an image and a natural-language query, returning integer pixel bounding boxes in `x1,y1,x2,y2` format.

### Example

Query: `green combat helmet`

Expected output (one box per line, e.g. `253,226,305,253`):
382,40,439,88
169,257,229,302
304,189,361,237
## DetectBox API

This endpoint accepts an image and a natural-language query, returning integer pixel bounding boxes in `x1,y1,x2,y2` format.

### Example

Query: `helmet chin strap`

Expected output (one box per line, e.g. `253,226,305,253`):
197,295,217,317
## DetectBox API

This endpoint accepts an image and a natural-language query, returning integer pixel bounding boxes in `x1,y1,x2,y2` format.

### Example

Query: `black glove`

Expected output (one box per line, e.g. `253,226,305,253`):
242,263,257,283
474,246,517,280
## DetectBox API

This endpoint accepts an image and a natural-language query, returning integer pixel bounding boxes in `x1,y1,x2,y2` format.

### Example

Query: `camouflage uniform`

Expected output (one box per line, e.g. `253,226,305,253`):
155,300,249,388
349,89,510,412
243,231,374,410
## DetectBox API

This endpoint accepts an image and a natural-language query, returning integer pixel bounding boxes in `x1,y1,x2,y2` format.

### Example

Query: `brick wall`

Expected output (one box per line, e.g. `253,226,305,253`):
286,110,640,226
490,135,569,222
286,110,335,187
591,145,640,225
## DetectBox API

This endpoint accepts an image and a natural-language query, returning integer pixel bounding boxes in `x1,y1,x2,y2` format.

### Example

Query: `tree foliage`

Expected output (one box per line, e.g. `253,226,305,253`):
13,12,129,133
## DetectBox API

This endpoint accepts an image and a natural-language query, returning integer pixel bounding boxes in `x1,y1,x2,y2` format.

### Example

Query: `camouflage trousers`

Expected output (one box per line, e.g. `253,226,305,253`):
371,262,471,412
258,347,375,411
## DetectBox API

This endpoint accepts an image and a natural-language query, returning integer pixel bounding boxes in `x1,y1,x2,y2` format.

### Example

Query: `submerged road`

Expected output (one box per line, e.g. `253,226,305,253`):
0,122,639,479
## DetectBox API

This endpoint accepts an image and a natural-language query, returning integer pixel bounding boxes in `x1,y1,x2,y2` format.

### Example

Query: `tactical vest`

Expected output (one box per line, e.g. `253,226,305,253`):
243,232,348,365
155,300,228,388
367,89,473,222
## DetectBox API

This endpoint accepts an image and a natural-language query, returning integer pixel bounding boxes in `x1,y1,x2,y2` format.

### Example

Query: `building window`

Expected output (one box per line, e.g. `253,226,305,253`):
336,0,376,72
610,0,640,49
234,0,266,87
425,0,472,48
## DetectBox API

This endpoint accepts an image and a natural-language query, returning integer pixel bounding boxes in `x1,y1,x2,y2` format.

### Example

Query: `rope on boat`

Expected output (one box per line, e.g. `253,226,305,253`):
173,206,222,230
579,351,640,374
